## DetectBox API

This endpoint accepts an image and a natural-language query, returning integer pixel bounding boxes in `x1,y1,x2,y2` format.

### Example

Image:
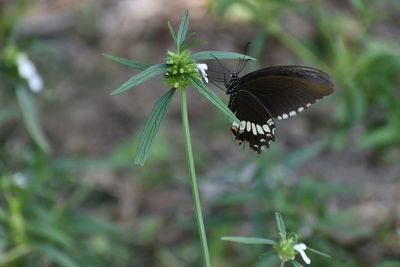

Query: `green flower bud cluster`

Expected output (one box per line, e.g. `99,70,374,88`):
274,233,301,262
0,46,19,77
164,49,201,89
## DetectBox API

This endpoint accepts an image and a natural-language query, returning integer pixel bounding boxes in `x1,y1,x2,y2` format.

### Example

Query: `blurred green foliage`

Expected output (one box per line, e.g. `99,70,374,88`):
1,1,400,267
0,161,132,267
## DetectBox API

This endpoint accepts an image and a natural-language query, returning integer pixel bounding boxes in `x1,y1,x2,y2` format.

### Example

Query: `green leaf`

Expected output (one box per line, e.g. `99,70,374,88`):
190,51,256,61
308,247,331,258
222,236,276,245
176,10,189,50
111,63,168,95
360,126,399,149
28,225,73,250
35,244,80,267
275,212,286,241
167,21,177,47
189,75,239,123
134,88,176,165
103,53,151,70
290,260,304,267
16,85,51,153
0,104,19,126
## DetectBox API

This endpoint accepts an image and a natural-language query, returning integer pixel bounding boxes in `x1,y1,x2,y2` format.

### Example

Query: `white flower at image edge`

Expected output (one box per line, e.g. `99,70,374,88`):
293,243,311,265
196,63,208,83
17,53,43,93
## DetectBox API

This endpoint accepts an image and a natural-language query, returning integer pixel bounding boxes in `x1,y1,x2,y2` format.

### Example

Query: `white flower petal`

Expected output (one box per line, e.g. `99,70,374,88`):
16,53,43,93
196,63,208,83
29,75,44,92
13,172,27,188
293,243,311,265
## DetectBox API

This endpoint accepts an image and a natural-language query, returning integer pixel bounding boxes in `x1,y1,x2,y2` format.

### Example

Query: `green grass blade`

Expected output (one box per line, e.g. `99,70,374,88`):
176,10,189,50
290,260,304,267
103,53,151,70
222,236,277,246
16,85,51,153
35,244,80,267
275,212,287,240
167,21,177,47
111,63,168,95
189,75,239,124
134,88,176,165
190,51,256,61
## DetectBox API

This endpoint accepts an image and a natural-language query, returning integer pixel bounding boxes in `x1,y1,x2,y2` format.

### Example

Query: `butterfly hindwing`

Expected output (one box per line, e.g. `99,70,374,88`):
230,90,276,153
239,65,334,119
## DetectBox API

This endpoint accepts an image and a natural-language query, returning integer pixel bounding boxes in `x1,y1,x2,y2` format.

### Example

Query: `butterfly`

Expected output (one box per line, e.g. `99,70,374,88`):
224,65,334,153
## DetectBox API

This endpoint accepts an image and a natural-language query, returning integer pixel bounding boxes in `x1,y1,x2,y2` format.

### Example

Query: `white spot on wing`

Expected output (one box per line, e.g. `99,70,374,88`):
289,111,296,117
240,121,246,131
282,113,288,119
232,121,239,128
251,123,257,135
263,124,270,133
256,125,264,135
306,103,311,107
277,115,282,120
246,121,251,132
298,107,304,112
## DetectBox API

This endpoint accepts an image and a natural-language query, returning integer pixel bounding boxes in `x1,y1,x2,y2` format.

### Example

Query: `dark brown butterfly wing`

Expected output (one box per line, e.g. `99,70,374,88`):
239,65,334,120
230,90,276,153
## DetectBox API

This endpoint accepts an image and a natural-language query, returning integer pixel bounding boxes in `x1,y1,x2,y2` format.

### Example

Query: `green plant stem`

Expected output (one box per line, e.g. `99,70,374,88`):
280,260,285,267
0,245,31,266
180,88,211,267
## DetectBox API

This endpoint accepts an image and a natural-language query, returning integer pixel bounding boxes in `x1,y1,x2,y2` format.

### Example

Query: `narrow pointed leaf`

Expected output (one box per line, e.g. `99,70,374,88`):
167,21,177,47
176,10,189,50
222,236,276,245
189,75,239,123
308,247,331,258
134,88,176,165
275,212,286,240
103,53,151,70
290,260,304,267
111,63,168,95
190,51,256,61
35,244,79,267
16,85,51,153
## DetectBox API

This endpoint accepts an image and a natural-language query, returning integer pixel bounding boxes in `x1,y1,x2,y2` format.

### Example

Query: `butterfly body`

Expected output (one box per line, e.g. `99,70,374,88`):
225,65,334,153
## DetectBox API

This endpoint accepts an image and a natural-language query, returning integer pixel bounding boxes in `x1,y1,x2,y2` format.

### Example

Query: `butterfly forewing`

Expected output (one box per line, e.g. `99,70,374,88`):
230,90,276,153
239,66,334,119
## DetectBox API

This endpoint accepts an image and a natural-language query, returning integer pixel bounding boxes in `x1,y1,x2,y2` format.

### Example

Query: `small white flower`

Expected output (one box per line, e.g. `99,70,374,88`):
13,172,28,188
196,63,208,83
293,243,311,265
17,53,44,93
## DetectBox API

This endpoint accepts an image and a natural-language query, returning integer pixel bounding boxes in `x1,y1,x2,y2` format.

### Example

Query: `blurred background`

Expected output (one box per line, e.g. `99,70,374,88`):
1,0,400,266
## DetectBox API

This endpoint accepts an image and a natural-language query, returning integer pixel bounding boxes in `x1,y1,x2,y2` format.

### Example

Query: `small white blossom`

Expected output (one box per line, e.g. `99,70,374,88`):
13,172,28,188
196,63,208,83
293,243,311,265
17,53,43,93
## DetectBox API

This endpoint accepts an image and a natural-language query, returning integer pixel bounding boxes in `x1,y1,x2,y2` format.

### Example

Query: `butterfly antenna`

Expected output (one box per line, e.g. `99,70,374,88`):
239,59,250,73
237,42,251,73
